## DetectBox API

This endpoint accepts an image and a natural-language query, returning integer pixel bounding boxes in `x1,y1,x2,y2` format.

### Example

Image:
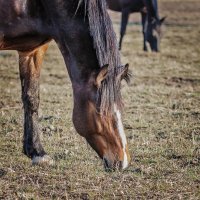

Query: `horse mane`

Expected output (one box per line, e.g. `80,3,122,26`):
80,0,125,116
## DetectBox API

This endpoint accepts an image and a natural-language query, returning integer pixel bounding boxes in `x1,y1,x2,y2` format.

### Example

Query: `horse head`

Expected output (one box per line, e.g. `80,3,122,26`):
146,16,166,52
72,64,131,170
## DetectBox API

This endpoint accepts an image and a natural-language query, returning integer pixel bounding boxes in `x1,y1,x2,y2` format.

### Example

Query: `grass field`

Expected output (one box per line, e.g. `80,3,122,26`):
0,0,200,199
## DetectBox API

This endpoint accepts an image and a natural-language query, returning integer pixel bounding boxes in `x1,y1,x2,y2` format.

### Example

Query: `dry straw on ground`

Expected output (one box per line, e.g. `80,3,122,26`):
0,0,200,199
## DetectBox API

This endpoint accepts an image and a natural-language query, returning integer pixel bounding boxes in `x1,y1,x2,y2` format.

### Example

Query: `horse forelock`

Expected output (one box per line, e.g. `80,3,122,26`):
78,0,124,116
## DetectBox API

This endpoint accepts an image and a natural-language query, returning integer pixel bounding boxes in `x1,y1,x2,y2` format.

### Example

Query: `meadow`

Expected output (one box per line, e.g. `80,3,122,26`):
0,0,199,199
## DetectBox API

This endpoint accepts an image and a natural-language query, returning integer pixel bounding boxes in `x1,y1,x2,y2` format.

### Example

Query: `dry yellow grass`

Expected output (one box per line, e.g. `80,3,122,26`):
0,0,200,199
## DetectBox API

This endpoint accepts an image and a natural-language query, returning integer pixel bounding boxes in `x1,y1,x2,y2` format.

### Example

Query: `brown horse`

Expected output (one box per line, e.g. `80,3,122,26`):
0,0,131,170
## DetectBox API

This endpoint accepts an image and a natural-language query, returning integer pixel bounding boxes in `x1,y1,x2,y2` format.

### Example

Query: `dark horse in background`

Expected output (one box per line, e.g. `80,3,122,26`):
107,0,166,51
0,0,131,170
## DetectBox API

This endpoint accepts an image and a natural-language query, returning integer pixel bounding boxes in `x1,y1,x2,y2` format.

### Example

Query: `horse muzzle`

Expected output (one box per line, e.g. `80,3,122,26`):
103,156,129,171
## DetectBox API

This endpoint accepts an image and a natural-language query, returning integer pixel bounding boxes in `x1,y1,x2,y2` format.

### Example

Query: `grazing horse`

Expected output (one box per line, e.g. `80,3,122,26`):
0,0,131,170
107,0,166,51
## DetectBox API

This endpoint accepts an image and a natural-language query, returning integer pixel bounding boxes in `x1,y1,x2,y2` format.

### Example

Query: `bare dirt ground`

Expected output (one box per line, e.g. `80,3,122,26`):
0,0,200,199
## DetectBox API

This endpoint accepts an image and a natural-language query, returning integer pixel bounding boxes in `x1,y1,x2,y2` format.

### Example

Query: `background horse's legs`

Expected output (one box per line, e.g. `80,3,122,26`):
141,12,148,51
119,10,130,50
152,0,159,19
18,43,52,165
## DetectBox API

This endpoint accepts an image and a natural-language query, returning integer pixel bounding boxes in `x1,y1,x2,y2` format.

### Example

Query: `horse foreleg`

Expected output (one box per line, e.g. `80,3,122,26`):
141,12,148,52
18,43,53,165
119,10,129,50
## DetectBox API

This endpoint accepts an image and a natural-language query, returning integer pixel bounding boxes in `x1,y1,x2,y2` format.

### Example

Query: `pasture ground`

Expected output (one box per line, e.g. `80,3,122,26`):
0,0,200,199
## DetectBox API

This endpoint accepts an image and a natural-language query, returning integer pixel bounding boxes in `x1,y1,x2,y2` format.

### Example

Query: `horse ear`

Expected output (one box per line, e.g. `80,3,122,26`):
95,64,109,88
160,16,166,24
117,64,129,81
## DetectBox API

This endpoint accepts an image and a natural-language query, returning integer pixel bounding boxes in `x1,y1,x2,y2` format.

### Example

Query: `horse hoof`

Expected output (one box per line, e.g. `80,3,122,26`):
32,155,54,166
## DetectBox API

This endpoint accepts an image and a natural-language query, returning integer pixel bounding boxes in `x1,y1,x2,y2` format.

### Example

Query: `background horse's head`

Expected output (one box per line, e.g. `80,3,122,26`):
146,16,166,52
72,64,131,170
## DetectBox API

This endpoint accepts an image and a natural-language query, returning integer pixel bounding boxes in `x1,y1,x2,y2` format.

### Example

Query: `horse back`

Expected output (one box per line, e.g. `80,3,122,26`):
107,0,145,13
0,0,50,51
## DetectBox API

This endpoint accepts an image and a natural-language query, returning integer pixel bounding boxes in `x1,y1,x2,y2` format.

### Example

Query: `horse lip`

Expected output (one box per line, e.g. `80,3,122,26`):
152,49,159,52
103,157,123,171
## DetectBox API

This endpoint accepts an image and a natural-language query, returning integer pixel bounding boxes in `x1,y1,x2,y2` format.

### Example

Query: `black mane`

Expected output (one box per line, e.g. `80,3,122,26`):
79,0,124,115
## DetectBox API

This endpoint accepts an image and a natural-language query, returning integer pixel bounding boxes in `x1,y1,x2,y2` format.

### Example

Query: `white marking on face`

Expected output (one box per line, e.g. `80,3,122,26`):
114,104,128,169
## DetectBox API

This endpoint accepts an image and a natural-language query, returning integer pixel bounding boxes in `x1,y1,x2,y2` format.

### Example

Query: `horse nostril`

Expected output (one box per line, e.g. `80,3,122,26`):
103,156,115,171
119,161,123,169
103,157,110,169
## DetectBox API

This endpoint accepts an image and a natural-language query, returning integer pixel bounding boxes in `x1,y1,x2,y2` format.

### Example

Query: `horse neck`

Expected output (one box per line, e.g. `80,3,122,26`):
55,18,99,85
144,0,159,20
